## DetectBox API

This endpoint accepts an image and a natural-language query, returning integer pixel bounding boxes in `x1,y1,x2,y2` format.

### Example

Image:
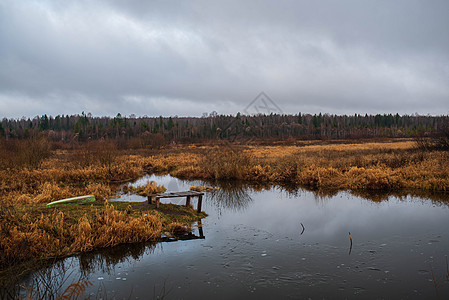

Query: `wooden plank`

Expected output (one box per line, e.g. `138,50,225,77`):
147,191,205,209
158,191,204,196
156,191,204,199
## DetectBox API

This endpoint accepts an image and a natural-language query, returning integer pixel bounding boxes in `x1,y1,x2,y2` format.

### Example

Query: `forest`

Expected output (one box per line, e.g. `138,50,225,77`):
1,112,448,146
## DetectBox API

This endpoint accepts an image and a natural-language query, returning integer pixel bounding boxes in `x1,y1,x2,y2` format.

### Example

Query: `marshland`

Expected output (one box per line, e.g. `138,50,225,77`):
3,1,449,298
1,113,449,298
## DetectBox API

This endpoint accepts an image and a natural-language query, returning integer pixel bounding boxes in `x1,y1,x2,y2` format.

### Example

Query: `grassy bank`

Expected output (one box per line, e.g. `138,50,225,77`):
166,140,449,191
0,200,205,276
0,141,206,273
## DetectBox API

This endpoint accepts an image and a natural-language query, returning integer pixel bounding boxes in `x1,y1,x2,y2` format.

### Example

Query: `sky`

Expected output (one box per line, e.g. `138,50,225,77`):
0,0,448,119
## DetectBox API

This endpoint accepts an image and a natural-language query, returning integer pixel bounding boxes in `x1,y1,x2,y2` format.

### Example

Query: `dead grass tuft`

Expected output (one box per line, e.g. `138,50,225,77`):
85,183,111,202
34,182,72,204
129,181,166,196
71,205,163,251
167,222,191,235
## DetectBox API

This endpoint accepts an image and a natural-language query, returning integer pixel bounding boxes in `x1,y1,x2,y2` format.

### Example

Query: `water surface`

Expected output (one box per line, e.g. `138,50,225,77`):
18,175,449,299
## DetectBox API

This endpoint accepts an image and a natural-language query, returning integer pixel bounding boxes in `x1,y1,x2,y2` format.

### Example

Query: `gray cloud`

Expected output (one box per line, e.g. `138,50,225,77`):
0,0,448,118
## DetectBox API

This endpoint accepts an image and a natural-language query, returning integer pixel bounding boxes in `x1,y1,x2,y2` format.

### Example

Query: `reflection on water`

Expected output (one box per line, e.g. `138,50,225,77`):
116,173,449,208
4,260,86,299
350,188,449,205
208,180,254,214
78,242,158,276
9,175,449,299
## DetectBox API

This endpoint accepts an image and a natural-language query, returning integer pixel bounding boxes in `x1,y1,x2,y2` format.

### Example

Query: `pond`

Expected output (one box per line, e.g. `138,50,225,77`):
15,175,449,299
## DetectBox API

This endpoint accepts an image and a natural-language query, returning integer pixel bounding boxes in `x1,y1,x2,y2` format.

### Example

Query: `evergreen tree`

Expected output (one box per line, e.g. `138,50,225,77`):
39,114,49,131
298,112,302,124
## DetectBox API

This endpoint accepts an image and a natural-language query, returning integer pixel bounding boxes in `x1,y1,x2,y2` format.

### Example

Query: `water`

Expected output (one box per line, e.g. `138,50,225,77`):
15,175,449,299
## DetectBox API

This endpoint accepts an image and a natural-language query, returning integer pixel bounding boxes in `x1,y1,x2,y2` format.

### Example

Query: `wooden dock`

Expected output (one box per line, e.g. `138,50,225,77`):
148,191,204,212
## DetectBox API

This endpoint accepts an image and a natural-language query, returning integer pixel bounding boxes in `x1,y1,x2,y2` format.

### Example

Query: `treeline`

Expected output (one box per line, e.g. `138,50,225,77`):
1,112,448,144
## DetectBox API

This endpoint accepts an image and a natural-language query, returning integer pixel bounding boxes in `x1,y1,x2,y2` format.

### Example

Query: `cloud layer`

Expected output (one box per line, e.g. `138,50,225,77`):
1,0,448,118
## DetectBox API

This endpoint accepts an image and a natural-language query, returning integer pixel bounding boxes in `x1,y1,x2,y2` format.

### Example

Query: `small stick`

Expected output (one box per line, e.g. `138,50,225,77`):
446,255,449,280
300,222,305,235
430,263,440,299
348,232,353,255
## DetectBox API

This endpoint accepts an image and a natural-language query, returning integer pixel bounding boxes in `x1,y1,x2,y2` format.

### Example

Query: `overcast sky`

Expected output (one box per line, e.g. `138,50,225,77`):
1,0,448,119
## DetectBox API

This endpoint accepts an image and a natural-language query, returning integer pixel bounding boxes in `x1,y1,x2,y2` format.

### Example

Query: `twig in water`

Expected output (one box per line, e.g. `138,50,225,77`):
348,232,353,255
300,222,305,235
446,255,449,280
430,263,440,300
153,277,173,300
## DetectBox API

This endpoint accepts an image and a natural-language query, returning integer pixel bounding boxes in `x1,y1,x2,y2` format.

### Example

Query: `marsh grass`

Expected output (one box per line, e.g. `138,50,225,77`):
127,181,167,196
165,140,449,191
166,222,191,236
0,201,205,274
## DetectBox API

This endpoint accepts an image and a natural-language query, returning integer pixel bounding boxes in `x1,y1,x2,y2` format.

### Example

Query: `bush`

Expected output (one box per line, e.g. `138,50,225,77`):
15,136,51,168
415,124,449,151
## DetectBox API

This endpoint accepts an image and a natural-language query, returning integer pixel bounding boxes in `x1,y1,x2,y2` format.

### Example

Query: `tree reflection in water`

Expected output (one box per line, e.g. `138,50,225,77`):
177,176,448,210
274,181,449,207
78,241,158,276
3,259,87,299
207,180,255,214
350,189,449,206
6,235,203,298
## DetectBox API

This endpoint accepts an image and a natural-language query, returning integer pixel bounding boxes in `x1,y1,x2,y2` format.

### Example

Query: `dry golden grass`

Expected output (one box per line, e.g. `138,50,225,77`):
127,181,167,196
0,142,204,271
166,222,191,236
161,139,449,191
0,201,203,271
71,204,163,252
190,185,219,192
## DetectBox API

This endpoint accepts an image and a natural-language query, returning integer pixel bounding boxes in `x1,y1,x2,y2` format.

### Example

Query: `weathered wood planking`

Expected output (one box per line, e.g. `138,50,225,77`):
148,191,204,213
153,191,204,198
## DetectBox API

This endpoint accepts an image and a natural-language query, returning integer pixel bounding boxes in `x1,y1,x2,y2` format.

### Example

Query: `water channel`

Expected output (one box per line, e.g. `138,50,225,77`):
15,175,449,299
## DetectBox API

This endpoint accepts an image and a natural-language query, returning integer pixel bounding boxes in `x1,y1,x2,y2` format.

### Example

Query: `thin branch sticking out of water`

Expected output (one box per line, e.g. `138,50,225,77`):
348,232,353,255
153,277,173,300
446,256,449,280
430,263,440,300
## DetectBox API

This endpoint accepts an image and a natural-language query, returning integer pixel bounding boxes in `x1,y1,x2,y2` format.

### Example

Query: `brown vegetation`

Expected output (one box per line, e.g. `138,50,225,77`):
0,201,205,274
168,140,449,191
127,181,167,196
0,138,204,274
415,124,449,152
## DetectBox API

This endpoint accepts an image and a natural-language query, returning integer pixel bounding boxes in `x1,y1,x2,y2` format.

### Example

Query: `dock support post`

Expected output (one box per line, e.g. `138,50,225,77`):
198,219,204,238
186,195,191,206
197,195,203,213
